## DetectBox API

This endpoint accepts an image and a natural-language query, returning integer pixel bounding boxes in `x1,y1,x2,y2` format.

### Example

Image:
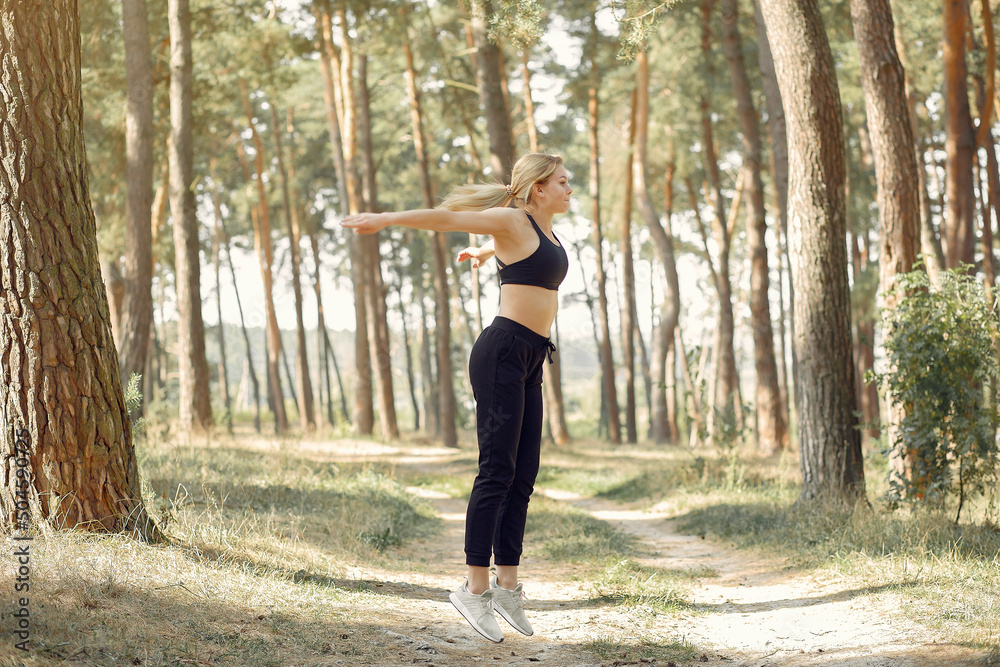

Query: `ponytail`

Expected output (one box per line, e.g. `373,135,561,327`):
438,183,513,211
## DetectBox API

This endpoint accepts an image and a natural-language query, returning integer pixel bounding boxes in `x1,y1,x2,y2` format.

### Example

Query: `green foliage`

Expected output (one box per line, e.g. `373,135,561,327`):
488,0,546,47
124,372,147,441
869,267,1000,518
609,0,687,61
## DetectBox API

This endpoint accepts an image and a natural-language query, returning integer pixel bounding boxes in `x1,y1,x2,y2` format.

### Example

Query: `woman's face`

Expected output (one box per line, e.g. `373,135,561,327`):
532,165,572,215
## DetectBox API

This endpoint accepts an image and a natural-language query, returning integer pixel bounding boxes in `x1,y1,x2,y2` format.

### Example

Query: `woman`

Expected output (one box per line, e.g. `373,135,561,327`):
342,153,572,643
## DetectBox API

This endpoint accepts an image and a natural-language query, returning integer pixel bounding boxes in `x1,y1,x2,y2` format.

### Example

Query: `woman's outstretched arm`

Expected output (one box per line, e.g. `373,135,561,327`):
457,239,495,268
342,207,515,238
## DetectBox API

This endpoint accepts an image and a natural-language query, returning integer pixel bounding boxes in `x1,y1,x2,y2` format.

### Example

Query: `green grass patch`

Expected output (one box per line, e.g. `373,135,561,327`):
585,632,700,664
525,495,643,564
590,558,699,613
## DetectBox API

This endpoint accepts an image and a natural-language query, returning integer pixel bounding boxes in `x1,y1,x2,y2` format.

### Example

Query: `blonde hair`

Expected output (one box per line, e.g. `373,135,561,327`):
438,153,564,212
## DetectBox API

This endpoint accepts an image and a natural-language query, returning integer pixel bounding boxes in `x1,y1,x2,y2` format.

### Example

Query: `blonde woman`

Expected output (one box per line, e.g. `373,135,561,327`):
342,153,572,642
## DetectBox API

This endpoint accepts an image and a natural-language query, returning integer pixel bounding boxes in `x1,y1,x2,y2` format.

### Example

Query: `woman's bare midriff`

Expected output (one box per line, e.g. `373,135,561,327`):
496,284,559,337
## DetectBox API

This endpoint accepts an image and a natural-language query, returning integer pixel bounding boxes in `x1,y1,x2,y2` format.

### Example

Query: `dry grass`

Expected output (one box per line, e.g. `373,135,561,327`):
0,430,442,666
3,427,996,664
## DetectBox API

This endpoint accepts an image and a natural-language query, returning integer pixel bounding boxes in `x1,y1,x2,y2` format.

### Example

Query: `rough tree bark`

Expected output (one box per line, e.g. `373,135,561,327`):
849,0,920,477
0,0,158,538
758,0,867,503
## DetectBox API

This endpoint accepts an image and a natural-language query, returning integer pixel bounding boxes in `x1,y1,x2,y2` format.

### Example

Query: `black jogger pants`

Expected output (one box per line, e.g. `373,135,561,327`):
464,316,554,568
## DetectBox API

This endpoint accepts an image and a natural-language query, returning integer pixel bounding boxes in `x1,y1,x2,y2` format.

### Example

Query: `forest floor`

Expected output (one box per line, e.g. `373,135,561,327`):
2,433,997,667
279,436,992,667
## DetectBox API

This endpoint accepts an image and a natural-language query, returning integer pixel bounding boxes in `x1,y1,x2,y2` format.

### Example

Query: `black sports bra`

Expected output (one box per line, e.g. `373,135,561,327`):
496,214,569,291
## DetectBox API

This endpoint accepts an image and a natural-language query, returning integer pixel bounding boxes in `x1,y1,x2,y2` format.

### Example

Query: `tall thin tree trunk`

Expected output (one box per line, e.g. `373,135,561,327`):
621,88,639,444
357,55,399,440
314,0,349,214
754,0,796,425
238,82,287,433
119,0,154,398
268,101,315,431
635,49,682,444
416,278,439,435
209,166,233,435
336,3,374,435
700,0,739,438
219,210,260,433
722,0,786,453
402,9,457,446
395,284,421,432
943,0,978,268
587,20,621,443
169,0,212,431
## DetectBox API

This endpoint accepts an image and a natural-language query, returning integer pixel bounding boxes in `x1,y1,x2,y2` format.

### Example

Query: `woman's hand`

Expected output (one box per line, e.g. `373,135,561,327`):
457,240,495,268
341,212,388,235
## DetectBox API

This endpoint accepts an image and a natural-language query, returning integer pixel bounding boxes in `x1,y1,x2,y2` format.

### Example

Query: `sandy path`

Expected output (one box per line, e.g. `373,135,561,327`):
290,438,988,666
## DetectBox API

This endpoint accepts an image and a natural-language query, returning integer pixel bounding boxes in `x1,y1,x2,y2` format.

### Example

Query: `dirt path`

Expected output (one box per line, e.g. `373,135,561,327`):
301,438,988,666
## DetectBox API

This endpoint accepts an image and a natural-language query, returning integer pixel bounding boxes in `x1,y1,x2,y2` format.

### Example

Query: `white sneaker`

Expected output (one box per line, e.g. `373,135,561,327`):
490,576,533,636
449,582,504,643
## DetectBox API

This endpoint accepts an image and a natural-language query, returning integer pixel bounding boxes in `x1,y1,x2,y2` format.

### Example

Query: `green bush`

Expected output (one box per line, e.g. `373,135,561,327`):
869,266,999,520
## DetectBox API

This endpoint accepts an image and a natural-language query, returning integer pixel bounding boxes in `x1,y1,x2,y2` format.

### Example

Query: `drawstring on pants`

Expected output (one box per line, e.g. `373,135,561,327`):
545,341,556,364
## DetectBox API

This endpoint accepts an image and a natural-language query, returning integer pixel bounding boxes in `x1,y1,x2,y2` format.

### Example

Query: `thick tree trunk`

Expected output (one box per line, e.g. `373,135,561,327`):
942,0,977,268
587,25,621,444
758,0,866,503
721,0,786,454
850,0,920,474
0,0,158,538
635,50,681,444
169,0,212,431
118,0,154,397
